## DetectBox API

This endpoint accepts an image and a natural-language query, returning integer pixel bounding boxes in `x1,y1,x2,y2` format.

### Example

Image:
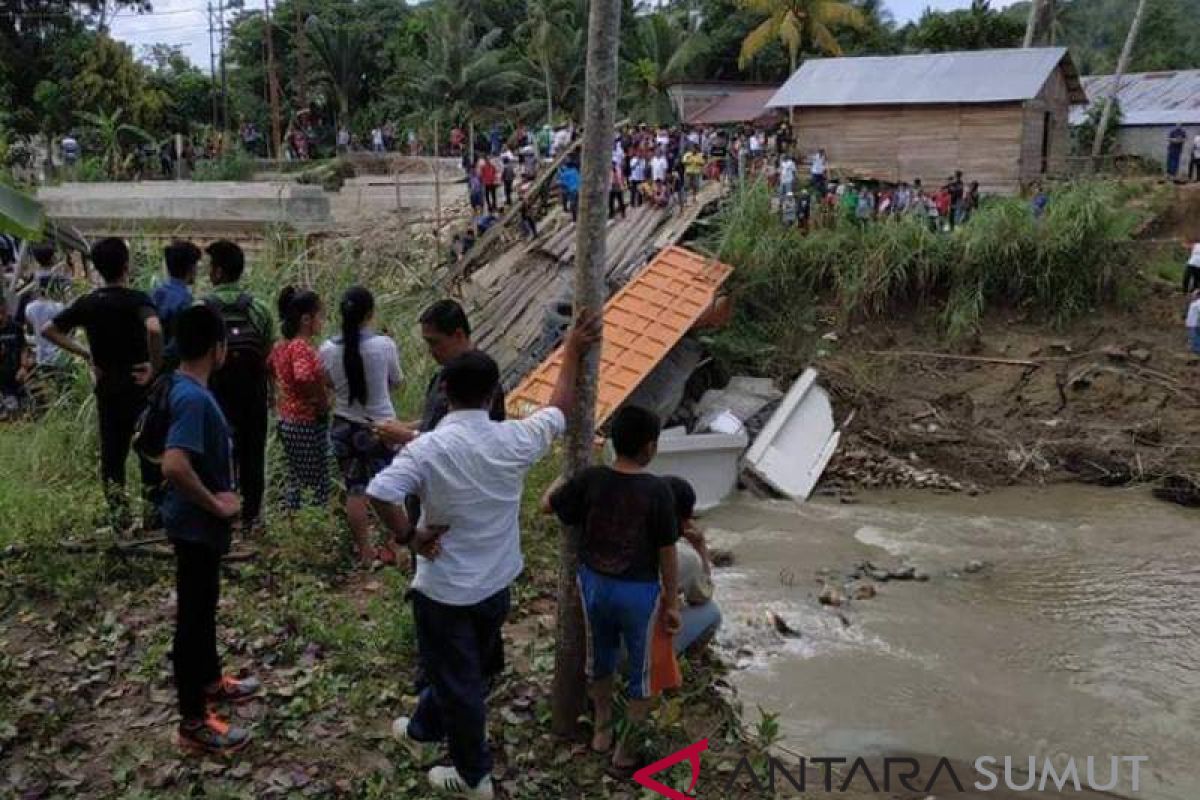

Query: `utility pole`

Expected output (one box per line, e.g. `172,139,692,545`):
1092,0,1148,163
550,0,622,738
294,0,308,112
264,0,284,161
208,1,219,130
218,0,230,144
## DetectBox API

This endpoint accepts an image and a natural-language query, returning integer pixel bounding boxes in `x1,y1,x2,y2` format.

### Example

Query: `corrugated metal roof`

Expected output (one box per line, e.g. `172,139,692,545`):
687,88,781,125
1071,70,1200,126
768,47,1084,108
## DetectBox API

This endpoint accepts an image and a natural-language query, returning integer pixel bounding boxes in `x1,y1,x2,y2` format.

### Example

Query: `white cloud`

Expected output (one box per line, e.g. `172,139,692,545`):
108,0,220,71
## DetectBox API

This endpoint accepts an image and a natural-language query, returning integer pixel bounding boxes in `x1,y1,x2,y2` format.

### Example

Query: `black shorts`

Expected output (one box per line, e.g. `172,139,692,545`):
330,417,394,496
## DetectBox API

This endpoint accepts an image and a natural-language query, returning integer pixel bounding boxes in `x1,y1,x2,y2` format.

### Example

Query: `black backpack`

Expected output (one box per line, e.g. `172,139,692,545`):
205,293,268,384
134,373,176,464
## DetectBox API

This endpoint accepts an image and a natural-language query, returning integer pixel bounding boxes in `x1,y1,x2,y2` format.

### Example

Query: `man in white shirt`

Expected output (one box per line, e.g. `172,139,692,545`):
650,150,669,184
368,314,599,800
552,125,571,157
1185,240,1200,293
24,278,65,368
779,153,797,197
629,151,647,208
1186,289,1200,354
810,148,828,194
1190,134,1200,182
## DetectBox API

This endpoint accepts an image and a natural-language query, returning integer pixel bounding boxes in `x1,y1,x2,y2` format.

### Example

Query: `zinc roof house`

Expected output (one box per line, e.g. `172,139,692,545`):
767,47,1086,194
1070,70,1200,176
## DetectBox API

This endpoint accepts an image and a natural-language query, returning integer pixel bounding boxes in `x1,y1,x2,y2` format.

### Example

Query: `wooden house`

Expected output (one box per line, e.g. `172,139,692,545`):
767,48,1086,194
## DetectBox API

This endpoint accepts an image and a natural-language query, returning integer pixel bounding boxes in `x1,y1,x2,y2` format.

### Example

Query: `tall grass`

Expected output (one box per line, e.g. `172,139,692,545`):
0,227,441,556
708,180,1144,377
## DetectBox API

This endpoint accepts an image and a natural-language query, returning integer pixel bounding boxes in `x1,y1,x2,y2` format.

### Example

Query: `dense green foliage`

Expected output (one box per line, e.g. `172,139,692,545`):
1,0,1197,165
709,180,1147,377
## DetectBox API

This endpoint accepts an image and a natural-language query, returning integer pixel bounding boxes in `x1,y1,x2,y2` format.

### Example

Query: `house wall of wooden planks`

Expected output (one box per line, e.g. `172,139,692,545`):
786,67,1074,195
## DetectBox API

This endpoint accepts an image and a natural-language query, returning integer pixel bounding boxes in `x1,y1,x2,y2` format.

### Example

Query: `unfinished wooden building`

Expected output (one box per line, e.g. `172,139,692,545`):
767,48,1086,194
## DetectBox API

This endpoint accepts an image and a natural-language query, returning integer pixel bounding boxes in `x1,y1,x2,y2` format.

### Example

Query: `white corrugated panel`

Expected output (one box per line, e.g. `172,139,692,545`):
1076,70,1200,126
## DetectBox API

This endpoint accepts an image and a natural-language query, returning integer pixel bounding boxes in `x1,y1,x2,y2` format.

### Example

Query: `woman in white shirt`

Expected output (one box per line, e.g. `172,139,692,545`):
320,286,404,566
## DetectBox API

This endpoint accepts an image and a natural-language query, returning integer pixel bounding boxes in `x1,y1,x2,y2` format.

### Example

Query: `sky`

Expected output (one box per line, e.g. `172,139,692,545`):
109,0,1022,76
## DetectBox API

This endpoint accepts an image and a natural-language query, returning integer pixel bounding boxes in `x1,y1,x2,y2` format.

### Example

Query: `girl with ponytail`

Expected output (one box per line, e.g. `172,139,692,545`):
268,286,330,512
319,286,404,567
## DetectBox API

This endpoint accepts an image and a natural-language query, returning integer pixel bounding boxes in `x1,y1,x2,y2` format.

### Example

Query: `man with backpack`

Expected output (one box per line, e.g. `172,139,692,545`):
203,240,274,534
159,304,260,755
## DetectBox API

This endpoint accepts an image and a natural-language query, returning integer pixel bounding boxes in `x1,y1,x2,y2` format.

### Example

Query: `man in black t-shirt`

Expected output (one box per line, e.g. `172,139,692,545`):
374,299,505,558
545,405,680,773
44,237,164,530
0,301,26,414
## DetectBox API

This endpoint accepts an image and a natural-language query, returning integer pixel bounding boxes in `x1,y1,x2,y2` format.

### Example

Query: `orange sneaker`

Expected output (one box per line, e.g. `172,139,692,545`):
177,712,250,755
205,674,262,705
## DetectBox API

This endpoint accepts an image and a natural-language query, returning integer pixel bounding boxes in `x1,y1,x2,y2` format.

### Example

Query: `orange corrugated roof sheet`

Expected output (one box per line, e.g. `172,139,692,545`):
507,246,734,424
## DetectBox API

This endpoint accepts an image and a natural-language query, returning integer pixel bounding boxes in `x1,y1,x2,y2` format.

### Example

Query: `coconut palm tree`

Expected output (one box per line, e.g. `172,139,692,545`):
514,0,582,127
305,17,369,129
403,3,525,159
77,108,154,179
622,13,709,125
736,0,866,75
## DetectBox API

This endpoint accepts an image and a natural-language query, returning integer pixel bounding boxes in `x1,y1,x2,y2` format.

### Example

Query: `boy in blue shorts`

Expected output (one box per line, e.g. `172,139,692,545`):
545,405,680,771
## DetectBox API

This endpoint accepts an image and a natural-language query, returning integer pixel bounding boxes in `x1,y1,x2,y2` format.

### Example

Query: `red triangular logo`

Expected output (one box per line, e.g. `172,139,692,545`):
633,738,709,800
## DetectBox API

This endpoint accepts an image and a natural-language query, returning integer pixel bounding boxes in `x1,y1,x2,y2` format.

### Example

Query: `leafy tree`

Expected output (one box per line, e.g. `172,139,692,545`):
514,0,584,127
72,35,162,130
401,2,525,145
622,12,710,124
1073,98,1122,155
144,45,213,135
901,0,1024,52
1052,0,1200,74
304,18,369,127
0,1,146,135
736,0,866,75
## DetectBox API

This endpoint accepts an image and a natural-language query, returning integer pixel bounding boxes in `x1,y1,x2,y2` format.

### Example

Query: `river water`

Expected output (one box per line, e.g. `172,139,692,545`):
704,486,1199,799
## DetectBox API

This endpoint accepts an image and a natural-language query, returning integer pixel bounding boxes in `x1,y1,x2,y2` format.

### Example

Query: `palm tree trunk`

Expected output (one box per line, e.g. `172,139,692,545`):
544,58,555,129
788,49,798,125
550,0,622,740
1092,0,1146,164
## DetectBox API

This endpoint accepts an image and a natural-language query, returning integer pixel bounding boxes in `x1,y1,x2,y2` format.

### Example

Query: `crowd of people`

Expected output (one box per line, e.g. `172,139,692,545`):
2,235,723,798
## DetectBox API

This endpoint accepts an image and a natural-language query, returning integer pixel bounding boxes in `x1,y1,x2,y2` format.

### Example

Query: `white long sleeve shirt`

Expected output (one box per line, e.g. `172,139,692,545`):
367,407,566,606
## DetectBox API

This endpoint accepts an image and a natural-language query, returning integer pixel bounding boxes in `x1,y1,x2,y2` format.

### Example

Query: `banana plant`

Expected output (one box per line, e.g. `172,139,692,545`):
77,108,155,179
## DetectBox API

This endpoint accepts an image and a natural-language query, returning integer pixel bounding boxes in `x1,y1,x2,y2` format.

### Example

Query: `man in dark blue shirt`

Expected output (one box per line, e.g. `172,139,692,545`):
152,240,200,357
1167,124,1187,178
161,304,260,755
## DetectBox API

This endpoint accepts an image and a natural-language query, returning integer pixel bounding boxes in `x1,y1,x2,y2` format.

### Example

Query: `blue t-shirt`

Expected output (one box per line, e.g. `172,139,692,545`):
152,278,193,340
162,374,234,553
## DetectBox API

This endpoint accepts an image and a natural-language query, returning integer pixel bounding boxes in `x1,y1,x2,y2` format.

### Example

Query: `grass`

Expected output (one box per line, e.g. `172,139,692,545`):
0,232,764,799
707,179,1152,378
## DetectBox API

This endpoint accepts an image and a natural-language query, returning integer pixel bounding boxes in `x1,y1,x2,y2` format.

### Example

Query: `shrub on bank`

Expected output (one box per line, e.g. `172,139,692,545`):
710,180,1144,377
192,149,257,181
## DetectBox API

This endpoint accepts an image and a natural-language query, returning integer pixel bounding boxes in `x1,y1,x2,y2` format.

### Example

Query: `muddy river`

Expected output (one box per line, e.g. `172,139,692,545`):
704,486,1199,799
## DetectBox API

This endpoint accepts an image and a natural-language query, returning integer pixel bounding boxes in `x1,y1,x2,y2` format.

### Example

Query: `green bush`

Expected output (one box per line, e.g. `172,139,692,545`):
192,149,257,181
709,180,1143,377
73,156,109,182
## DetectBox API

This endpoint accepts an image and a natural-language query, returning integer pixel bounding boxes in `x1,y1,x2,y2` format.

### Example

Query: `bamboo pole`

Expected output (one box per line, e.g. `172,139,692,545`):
550,0,622,738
